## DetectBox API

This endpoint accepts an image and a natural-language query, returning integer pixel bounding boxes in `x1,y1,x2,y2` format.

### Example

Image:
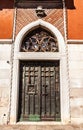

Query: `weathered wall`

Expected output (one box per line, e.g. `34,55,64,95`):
0,44,83,125
0,0,83,40
68,44,83,123
66,0,83,39
0,0,14,39
15,2,64,37
0,44,12,124
0,0,83,125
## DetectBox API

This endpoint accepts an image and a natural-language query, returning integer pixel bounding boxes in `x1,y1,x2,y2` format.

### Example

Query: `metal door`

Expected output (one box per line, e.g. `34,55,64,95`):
18,61,60,121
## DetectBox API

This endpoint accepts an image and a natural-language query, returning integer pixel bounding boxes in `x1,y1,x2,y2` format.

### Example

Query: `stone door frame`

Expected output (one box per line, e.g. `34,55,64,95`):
10,19,70,124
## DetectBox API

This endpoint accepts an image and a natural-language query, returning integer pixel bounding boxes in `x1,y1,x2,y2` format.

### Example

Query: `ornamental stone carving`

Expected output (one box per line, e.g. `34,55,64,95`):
21,27,58,52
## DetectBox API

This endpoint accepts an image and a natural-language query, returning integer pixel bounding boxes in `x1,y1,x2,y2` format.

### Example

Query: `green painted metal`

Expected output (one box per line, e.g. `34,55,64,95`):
55,118,61,121
29,114,40,121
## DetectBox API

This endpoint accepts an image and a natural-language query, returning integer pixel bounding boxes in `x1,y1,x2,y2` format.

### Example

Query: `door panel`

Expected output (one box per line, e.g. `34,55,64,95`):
18,61,60,121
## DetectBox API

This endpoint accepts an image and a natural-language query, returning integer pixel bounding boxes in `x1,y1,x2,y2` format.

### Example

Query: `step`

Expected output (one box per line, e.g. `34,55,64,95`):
0,124,83,130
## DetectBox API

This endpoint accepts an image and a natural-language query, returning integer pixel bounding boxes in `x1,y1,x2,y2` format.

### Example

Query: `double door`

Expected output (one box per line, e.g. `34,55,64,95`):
18,61,60,121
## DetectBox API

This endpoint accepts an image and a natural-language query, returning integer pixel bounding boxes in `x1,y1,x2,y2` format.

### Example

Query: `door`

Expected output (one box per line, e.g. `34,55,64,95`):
18,61,60,121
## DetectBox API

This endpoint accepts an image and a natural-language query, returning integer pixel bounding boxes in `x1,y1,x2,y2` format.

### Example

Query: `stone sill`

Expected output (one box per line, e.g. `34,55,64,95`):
16,121,66,125
0,39,12,44
67,40,83,44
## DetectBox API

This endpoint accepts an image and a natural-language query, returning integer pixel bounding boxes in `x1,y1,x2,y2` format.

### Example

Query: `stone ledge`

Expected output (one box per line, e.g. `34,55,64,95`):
0,124,83,130
0,39,12,44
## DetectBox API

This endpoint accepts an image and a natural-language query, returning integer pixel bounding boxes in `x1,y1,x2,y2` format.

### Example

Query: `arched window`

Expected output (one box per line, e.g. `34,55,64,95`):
21,27,58,52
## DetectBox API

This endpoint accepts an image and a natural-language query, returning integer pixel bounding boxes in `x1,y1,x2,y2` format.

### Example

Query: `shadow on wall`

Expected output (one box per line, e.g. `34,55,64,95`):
65,0,75,9
16,0,75,9
0,0,75,9
15,0,63,9
0,0,14,10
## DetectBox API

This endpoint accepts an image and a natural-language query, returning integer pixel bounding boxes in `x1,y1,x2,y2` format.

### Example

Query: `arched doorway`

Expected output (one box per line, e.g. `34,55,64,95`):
18,27,60,121
10,20,70,123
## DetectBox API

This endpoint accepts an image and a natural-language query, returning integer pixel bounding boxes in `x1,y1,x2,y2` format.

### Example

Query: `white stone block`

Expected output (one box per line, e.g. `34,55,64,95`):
70,98,83,118
1,88,10,98
68,44,83,52
0,61,11,69
0,69,10,79
71,117,83,124
0,51,11,61
69,70,83,78
0,107,8,124
0,44,11,51
0,79,10,88
70,98,83,107
0,92,1,98
0,97,9,107
69,61,83,70
70,88,83,98
68,51,83,61
71,106,83,118
70,78,83,88
0,44,11,61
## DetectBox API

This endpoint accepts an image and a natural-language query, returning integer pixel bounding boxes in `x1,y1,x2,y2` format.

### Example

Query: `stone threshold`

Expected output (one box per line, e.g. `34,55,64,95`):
0,124,83,130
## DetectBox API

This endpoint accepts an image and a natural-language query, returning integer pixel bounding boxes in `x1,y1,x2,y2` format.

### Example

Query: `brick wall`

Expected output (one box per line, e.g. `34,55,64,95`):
15,1,64,38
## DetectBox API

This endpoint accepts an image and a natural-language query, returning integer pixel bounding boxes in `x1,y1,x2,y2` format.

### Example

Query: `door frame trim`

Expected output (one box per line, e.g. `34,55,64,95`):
10,19,70,124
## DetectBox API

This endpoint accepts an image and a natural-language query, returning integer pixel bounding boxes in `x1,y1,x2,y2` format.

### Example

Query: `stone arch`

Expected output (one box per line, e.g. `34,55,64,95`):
14,19,66,53
10,19,70,124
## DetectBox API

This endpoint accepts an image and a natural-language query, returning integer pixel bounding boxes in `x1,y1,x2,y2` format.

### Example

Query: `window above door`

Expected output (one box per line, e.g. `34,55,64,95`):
21,27,58,52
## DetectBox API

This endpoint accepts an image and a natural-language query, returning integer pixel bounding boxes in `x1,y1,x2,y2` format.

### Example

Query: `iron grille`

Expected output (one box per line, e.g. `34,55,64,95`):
21,27,58,52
